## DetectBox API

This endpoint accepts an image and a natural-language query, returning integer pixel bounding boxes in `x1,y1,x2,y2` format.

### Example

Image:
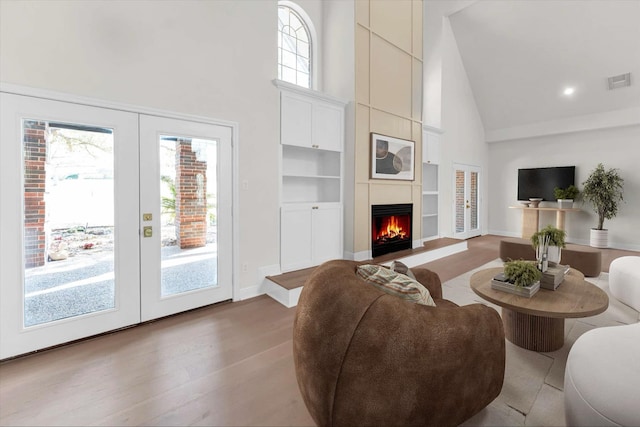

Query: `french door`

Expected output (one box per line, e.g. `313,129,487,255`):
139,115,232,321
0,92,233,359
453,164,481,239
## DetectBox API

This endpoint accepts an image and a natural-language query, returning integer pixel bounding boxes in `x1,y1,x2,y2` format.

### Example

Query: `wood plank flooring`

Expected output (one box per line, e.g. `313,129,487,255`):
1,235,637,426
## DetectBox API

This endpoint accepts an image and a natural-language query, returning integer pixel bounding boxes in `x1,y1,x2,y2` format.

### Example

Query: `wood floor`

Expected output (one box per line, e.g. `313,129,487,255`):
1,235,637,426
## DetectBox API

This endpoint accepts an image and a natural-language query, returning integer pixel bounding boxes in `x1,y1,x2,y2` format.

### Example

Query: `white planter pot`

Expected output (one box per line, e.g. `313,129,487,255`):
590,229,608,248
547,245,562,264
557,199,574,209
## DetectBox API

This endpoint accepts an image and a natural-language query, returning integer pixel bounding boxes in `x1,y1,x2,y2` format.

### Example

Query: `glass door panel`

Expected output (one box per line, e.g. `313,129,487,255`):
159,136,218,297
453,164,481,239
139,115,232,322
24,121,116,327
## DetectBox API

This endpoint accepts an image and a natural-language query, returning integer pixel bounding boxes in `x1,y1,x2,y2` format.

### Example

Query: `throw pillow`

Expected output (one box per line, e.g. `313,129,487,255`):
356,264,436,306
389,260,416,280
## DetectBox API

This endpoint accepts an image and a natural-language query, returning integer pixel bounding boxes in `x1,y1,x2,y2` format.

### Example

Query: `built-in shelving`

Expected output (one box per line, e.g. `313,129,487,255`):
282,145,341,204
421,163,439,240
276,80,346,272
421,126,442,241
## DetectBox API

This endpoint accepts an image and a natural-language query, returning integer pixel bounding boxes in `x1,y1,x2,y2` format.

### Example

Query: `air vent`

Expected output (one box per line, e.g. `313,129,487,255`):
608,73,631,90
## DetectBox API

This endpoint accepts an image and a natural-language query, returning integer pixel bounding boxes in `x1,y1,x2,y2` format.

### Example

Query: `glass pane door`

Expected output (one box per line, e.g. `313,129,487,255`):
1,94,235,359
24,121,116,327
139,115,232,321
1,93,140,359
453,164,481,239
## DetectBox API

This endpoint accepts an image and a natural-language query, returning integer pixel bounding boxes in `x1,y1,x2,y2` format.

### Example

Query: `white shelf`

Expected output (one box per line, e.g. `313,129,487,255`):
422,193,438,216
421,163,439,239
282,176,340,204
282,145,340,176
422,163,438,192
422,215,438,239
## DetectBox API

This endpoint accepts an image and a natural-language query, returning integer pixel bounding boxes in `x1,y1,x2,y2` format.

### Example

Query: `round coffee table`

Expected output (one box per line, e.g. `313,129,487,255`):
470,267,608,352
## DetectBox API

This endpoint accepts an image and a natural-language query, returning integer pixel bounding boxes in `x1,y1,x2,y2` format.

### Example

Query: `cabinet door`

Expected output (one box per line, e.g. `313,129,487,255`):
281,206,313,271
281,93,312,148
312,205,342,264
422,129,441,164
312,102,343,152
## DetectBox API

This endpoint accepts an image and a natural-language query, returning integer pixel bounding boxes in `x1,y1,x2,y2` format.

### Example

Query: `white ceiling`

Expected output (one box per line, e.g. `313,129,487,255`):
448,0,640,134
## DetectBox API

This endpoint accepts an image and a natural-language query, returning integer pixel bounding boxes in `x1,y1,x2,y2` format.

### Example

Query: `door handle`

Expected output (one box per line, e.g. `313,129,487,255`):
143,226,153,238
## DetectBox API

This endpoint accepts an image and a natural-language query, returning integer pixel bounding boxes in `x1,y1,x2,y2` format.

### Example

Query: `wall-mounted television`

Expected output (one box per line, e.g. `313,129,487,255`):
517,166,575,201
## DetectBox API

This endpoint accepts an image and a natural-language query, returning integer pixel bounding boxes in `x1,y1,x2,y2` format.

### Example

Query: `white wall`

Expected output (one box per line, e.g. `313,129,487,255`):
438,17,488,238
322,0,355,253
423,0,475,129
0,0,281,295
488,125,640,250
424,1,640,251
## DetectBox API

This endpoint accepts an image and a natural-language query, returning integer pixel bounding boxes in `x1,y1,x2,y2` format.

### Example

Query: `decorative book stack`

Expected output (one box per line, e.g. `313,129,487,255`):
491,273,540,298
540,264,570,290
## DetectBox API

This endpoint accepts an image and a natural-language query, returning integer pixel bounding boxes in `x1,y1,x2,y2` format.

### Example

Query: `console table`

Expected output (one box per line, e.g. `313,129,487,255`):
509,206,581,238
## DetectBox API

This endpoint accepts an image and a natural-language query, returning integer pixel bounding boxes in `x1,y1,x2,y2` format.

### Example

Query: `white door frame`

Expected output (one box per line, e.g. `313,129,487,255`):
0,84,240,359
452,163,482,240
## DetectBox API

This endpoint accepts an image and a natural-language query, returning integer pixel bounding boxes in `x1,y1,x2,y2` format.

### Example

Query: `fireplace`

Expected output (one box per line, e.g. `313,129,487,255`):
371,204,413,258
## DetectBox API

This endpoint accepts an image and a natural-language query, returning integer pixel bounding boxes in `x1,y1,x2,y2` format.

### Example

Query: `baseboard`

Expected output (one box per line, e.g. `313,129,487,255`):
346,250,371,262
488,229,520,238
234,264,281,302
235,285,264,301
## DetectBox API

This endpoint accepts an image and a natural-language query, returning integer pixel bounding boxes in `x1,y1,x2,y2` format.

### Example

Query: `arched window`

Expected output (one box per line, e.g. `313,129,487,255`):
278,4,312,89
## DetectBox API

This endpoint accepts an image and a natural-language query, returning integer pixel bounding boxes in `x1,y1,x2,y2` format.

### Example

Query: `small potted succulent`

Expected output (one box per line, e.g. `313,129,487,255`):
554,185,580,209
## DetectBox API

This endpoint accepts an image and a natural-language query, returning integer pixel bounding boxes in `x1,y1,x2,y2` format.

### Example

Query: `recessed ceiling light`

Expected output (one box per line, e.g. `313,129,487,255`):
563,87,575,96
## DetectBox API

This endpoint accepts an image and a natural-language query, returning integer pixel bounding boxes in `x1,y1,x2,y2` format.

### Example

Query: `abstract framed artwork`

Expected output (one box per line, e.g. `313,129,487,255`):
370,133,415,181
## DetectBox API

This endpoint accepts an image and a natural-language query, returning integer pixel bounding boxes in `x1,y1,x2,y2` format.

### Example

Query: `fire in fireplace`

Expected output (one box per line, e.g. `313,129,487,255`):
371,204,412,258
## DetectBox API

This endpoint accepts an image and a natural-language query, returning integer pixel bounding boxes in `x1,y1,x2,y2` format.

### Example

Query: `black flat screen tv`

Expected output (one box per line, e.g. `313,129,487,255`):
517,166,575,201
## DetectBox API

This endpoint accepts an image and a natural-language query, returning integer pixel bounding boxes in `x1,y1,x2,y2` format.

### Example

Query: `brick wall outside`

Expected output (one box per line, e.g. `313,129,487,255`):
175,139,208,249
455,170,465,232
24,120,47,268
470,172,478,229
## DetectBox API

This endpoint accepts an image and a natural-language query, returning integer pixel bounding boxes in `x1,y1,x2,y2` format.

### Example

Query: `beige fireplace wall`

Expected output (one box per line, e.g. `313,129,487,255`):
353,0,423,256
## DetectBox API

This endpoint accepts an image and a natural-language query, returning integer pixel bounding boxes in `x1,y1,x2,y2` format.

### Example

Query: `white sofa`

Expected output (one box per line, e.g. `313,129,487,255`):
564,323,640,426
609,256,640,312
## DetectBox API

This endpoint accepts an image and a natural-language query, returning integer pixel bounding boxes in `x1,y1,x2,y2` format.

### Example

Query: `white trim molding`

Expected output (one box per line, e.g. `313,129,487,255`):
485,107,640,143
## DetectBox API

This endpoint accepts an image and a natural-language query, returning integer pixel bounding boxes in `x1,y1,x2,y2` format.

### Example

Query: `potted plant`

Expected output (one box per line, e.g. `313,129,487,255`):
492,260,542,297
554,185,579,209
531,225,567,269
504,260,542,288
581,163,624,248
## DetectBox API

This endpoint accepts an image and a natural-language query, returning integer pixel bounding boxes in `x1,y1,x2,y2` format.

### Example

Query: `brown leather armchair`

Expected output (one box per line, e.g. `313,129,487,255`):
293,260,505,427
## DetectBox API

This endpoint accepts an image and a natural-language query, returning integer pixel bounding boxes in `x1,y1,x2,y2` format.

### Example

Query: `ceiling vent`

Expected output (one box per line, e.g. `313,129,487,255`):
608,73,631,90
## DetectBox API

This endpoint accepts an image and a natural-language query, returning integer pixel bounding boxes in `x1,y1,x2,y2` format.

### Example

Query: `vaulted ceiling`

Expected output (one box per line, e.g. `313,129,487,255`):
447,0,640,136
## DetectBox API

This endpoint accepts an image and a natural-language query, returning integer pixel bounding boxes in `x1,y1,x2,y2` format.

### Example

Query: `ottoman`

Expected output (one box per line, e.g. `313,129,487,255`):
564,323,640,426
560,244,602,278
499,237,602,277
609,256,640,312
